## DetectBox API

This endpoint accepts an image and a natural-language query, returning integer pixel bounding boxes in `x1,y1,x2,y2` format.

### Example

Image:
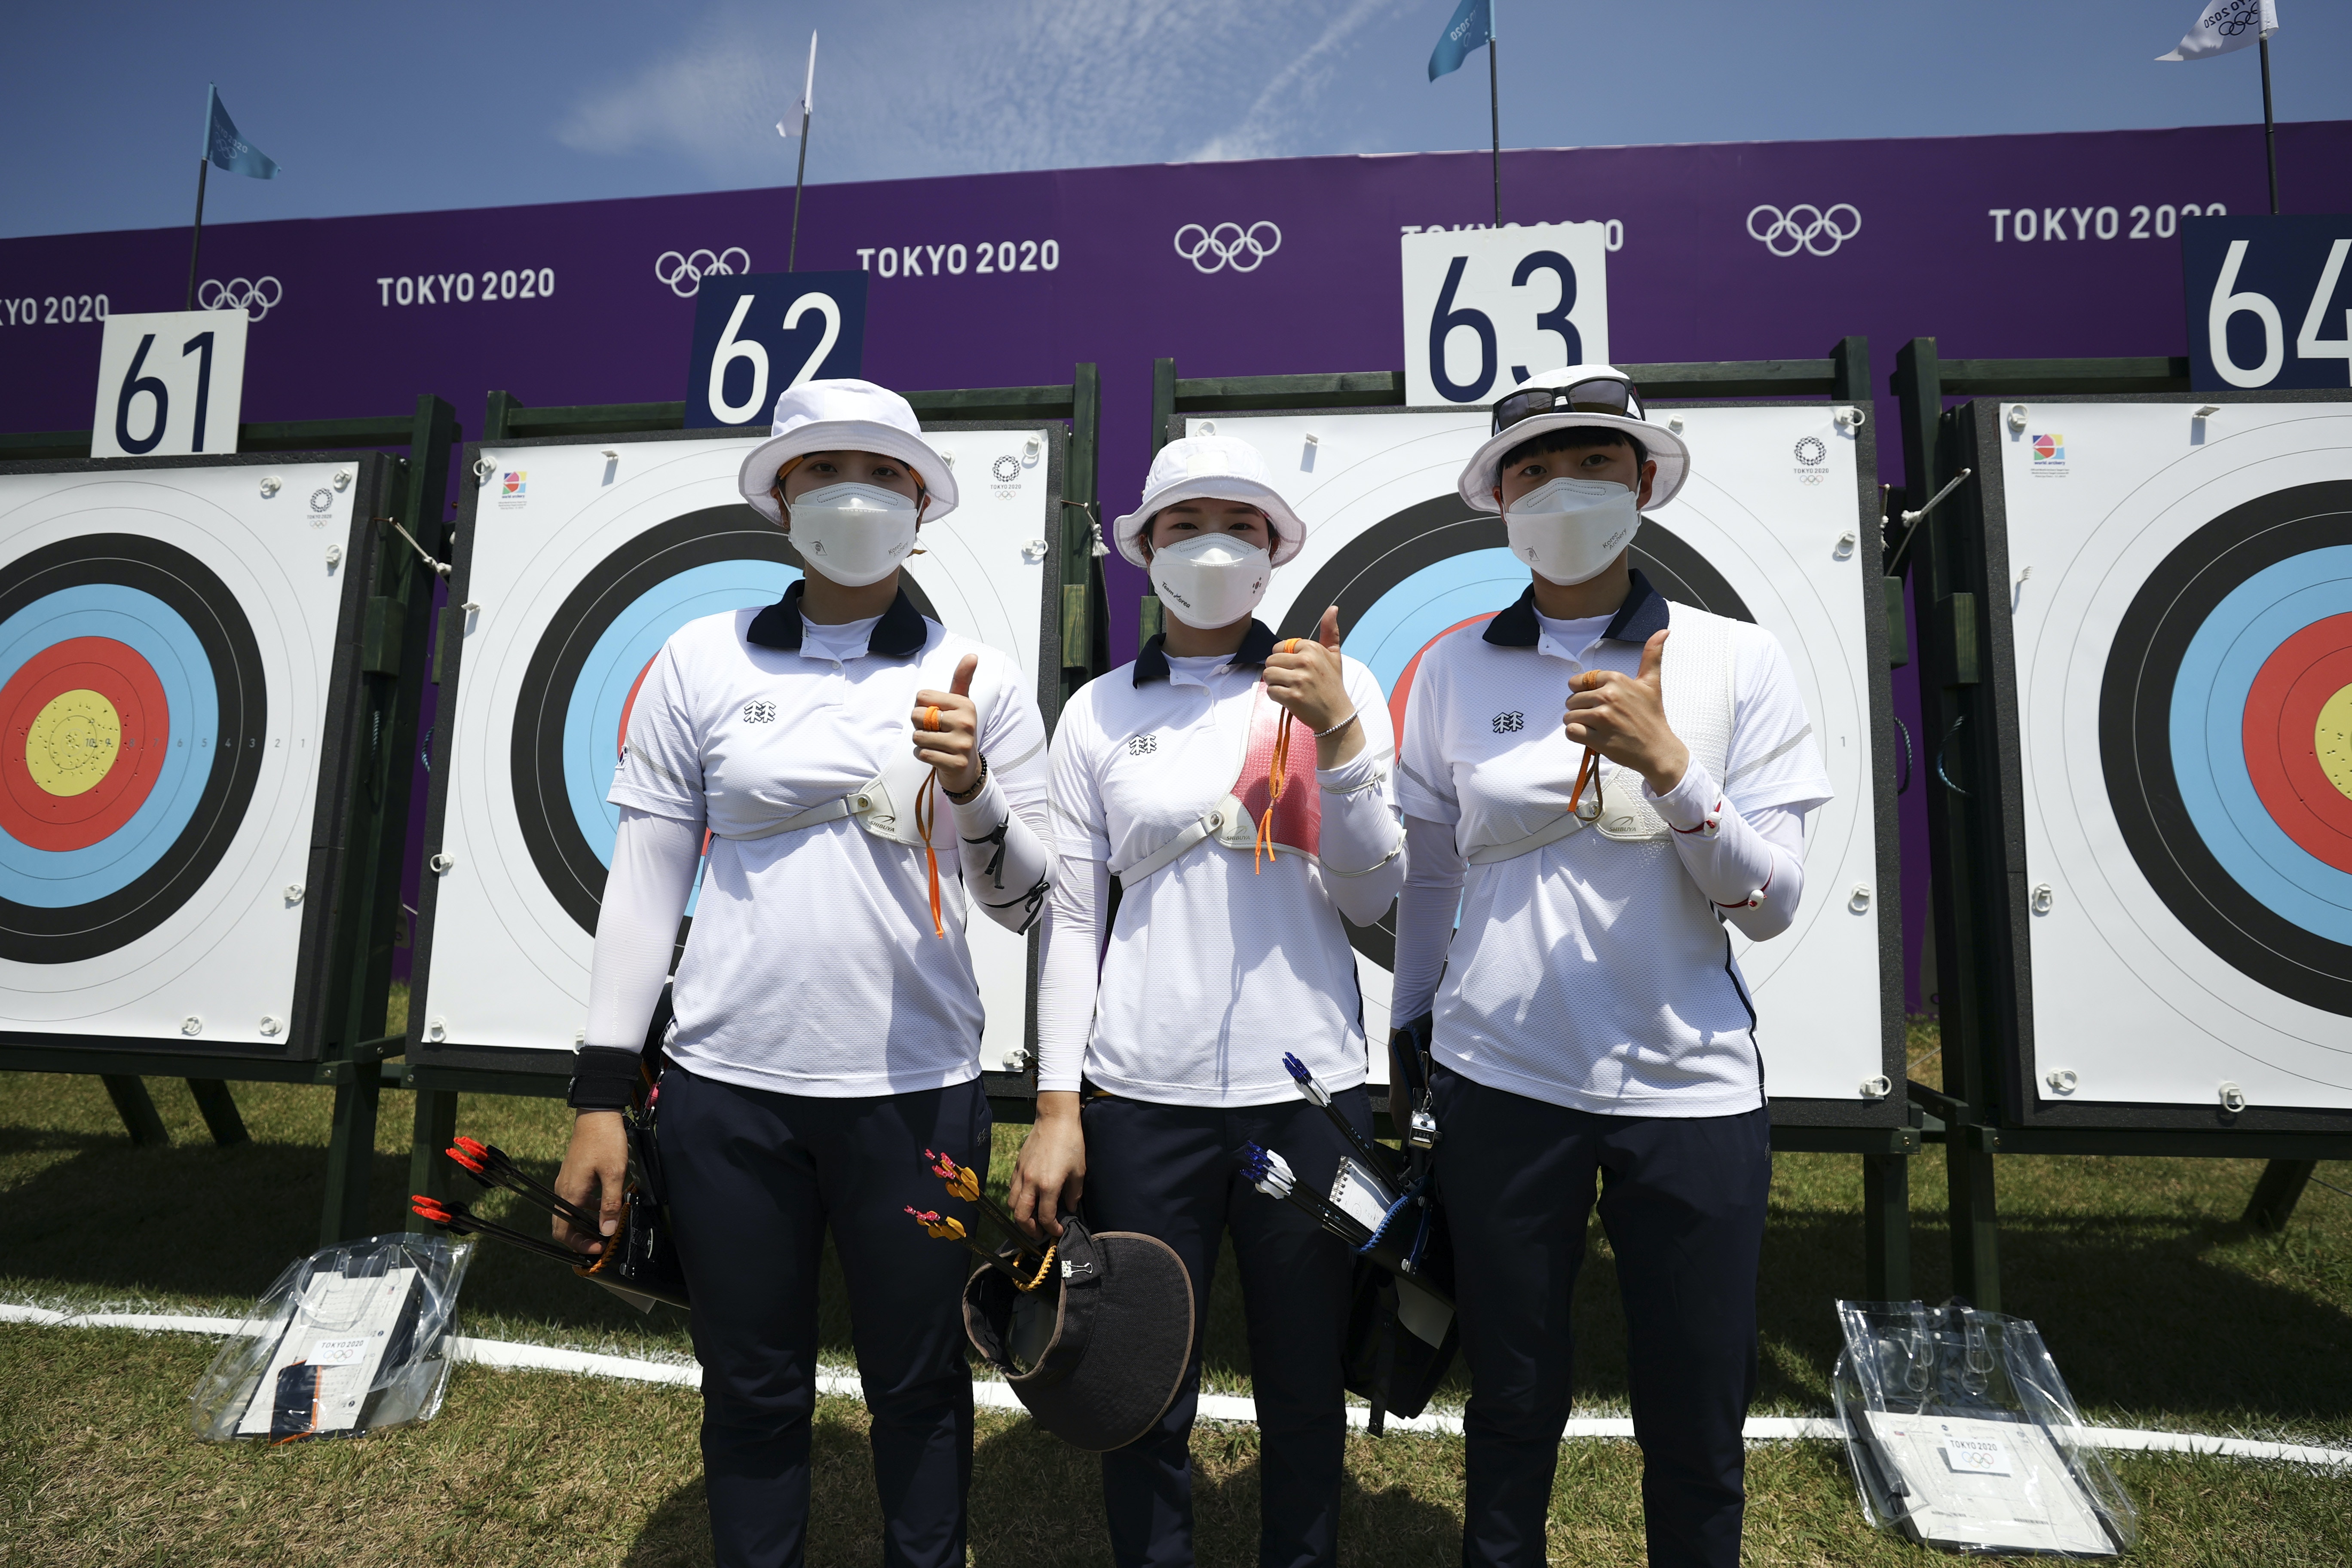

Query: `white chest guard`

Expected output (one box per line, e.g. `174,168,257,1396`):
1461,603,1737,865
724,661,991,851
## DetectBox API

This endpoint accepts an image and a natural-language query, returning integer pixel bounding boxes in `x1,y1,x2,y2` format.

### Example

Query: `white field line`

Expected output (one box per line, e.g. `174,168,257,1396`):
8,1303,2348,1469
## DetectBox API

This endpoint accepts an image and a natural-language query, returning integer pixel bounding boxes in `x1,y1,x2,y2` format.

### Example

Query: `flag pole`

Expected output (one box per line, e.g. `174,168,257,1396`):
185,85,214,311
787,32,817,272
2258,30,2278,214
1486,2,1501,227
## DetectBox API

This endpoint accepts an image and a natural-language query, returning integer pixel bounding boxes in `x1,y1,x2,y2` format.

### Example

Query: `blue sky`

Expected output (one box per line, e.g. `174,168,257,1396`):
4,1,2347,239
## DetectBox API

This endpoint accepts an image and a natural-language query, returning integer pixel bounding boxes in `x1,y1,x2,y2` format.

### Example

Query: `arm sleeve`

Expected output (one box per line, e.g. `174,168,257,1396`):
952,663,1054,932
1646,761,1810,941
1034,854,1107,1094
583,806,704,1050
1389,813,1465,1024
1315,661,1406,925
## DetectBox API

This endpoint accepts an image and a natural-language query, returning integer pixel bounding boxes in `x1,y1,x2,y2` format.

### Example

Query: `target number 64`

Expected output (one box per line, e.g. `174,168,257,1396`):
1400,222,1611,408
685,270,871,431
87,309,250,459
2184,217,2352,392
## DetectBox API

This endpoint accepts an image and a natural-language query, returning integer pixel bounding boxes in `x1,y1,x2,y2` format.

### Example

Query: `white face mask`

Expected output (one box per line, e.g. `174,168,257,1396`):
1503,476,1641,586
785,482,921,587
1149,533,1272,630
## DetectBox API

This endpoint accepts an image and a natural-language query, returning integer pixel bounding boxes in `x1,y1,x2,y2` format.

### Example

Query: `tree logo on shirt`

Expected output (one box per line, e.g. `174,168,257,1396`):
1491,710,1524,734
743,700,777,723
1126,733,1158,756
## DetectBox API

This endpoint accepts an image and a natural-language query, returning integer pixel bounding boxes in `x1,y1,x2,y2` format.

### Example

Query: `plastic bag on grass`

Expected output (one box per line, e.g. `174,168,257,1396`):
192,1232,472,1443
1831,1299,2136,1557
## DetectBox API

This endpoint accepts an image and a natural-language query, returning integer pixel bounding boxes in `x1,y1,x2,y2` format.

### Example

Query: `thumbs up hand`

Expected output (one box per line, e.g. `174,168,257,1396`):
913,653,984,796
1264,606,1365,766
1563,628,1689,794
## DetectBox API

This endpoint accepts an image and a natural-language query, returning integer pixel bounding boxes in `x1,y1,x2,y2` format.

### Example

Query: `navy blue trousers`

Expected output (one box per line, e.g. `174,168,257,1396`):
1081,1089,1370,1568
1432,1066,1771,1568
659,1067,991,1568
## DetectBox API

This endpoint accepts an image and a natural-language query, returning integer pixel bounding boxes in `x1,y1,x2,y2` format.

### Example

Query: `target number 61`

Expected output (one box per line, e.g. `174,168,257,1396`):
685,270,871,431
88,308,251,459
1401,222,1611,408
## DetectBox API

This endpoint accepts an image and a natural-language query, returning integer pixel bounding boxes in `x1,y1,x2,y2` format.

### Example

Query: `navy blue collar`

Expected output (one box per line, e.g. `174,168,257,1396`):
1133,619,1277,685
746,579,928,658
1481,567,1671,649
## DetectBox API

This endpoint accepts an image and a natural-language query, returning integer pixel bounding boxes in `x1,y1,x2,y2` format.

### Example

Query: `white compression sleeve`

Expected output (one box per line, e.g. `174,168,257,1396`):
951,771,1053,932
583,806,704,1051
1647,760,1810,941
1389,814,1464,1026
1315,749,1407,925
1033,853,1107,1094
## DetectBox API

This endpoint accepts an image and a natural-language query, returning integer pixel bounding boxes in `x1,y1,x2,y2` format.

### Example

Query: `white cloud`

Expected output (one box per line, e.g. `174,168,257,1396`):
551,0,1424,184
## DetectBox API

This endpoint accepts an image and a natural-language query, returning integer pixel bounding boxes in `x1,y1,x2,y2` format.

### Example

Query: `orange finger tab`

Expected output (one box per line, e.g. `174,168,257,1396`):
923,704,941,731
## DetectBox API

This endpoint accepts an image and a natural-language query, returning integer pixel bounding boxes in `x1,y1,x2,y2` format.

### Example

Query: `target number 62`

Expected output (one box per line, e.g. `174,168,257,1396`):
685,270,871,431
88,309,251,459
1401,222,1612,408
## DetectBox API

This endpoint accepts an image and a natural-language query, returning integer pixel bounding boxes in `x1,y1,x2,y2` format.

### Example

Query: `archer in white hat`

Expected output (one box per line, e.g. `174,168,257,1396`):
1391,366,1831,1567
1013,434,1406,1564
556,377,1050,1568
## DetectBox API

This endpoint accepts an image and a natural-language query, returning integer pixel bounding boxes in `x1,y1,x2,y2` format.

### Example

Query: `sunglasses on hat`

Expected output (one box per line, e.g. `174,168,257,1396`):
1489,376,1648,438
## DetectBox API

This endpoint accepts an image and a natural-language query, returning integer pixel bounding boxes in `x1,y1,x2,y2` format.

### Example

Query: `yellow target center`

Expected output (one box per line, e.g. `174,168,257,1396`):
24,689,122,797
2319,684,2352,803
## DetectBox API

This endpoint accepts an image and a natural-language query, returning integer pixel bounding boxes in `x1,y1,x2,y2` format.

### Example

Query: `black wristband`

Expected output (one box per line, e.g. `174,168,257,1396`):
567,1045,641,1111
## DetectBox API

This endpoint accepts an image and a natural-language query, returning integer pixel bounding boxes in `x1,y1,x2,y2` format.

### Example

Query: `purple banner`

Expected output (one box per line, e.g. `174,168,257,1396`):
7,120,2350,1007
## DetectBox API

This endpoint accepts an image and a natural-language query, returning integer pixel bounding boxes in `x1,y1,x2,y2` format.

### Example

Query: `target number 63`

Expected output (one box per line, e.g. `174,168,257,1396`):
685,270,871,431
1400,222,1611,408
2184,217,2352,392
88,308,251,459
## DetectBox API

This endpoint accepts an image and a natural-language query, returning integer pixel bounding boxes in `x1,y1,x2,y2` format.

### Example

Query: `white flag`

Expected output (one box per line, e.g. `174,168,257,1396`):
2158,0,2277,61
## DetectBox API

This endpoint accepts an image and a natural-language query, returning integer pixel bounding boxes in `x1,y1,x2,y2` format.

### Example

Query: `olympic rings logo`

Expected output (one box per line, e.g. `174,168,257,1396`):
197,276,282,321
2204,1,2261,37
653,247,751,297
1745,204,1862,258
1172,221,1282,275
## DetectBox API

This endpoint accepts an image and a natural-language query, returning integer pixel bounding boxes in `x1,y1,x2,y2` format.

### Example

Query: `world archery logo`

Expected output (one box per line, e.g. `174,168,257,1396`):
1492,710,1525,734
2029,434,2068,481
498,471,529,509
503,472,527,496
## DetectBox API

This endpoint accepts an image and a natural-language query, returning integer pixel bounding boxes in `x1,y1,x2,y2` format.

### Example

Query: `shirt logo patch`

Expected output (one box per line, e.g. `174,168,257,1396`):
1127,733,1158,756
743,701,778,723
1491,710,1525,734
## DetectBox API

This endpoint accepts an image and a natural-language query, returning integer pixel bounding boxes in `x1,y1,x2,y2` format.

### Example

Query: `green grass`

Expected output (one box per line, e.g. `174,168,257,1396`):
3,1014,2349,1565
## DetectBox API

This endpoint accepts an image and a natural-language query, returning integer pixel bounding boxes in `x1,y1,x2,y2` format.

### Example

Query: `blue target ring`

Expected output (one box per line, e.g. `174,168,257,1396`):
0,585,217,905
0,535,266,964
2169,547,2352,943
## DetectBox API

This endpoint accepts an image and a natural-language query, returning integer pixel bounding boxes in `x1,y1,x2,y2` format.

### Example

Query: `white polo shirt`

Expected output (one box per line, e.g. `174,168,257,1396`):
1041,623,1403,1106
1397,573,1830,1116
609,583,1050,1098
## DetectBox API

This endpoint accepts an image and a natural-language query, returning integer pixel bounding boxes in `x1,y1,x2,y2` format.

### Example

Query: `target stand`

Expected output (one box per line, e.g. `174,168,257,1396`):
1897,339,2352,1310
0,398,456,1243
1149,343,1921,1301
395,374,1105,1220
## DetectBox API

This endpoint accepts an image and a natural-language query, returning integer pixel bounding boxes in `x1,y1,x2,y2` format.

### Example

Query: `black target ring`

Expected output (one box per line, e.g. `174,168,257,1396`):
2099,481,2352,1015
0,534,266,963
511,504,938,936
1276,495,1750,971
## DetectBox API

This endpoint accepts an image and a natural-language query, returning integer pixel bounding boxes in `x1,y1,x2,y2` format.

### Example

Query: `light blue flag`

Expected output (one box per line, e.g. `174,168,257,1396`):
202,86,280,179
1427,0,1493,81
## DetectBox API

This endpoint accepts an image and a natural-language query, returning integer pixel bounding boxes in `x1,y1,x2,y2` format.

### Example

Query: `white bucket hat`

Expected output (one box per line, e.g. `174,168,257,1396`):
1112,435,1308,569
1456,364,1690,511
735,378,960,524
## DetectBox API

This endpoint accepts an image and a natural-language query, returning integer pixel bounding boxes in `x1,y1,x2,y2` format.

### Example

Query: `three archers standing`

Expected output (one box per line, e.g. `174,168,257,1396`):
1389,364,1831,1568
1011,435,1408,1568
553,380,1055,1568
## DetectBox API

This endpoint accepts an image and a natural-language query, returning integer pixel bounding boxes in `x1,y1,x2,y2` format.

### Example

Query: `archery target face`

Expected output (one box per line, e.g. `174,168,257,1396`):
0,463,355,1046
1187,407,1888,1102
1995,400,2352,1111
423,433,1053,1066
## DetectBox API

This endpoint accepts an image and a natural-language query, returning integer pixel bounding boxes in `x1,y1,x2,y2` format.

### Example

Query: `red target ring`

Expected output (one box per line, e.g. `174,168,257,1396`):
0,636,168,852
1386,613,1495,741
2243,611,2352,873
